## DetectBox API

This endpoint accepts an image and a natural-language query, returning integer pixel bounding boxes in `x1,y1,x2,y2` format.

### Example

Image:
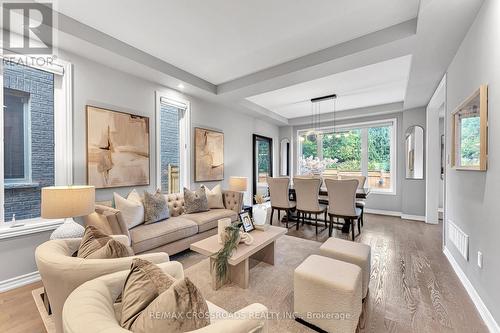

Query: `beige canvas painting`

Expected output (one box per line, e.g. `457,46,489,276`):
195,127,224,181
87,106,150,188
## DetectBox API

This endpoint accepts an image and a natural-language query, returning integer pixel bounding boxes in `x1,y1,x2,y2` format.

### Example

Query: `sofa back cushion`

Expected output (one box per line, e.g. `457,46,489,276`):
164,193,185,217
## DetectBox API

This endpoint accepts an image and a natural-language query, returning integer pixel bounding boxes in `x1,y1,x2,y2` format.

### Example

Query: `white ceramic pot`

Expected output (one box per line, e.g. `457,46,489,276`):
253,203,270,226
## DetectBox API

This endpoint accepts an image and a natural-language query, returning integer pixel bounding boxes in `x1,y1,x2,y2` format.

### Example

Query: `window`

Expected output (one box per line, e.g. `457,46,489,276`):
368,126,392,191
298,119,396,194
4,89,30,182
0,57,72,223
156,94,190,194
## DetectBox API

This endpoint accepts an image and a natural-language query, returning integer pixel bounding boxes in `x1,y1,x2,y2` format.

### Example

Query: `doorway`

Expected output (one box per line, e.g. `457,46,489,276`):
426,75,447,245
253,134,273,203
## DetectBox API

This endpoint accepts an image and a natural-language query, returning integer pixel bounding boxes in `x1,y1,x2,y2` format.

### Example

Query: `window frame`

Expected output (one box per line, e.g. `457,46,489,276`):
3,88,31,184
155,90,191,193
0,55,73,225
297,118,397,195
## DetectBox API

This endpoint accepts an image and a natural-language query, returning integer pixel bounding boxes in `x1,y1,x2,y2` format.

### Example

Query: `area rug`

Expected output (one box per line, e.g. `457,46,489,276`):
184,235,322,332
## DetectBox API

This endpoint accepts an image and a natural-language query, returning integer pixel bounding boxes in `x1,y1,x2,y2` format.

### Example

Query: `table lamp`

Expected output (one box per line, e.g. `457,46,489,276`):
41,186,95,239
229,176,248,192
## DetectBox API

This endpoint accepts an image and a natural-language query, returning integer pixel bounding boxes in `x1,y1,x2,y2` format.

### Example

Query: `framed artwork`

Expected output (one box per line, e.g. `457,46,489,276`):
86,105,150,188
194,127,224,181
239,211,254,232
451,84,488,171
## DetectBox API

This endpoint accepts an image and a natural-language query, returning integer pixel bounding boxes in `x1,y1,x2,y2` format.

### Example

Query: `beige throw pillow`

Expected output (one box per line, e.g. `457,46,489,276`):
121,258,175,329
77,226,134,259
130,277,210,333
114,190,144,229
201,184,225,209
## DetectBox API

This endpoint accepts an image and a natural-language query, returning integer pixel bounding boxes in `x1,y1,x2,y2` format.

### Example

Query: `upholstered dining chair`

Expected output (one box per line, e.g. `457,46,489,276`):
63,262,269,333
339,175,367,226
324,179,362,241
293,177,327,234
267,176,296,228
35,236,169,333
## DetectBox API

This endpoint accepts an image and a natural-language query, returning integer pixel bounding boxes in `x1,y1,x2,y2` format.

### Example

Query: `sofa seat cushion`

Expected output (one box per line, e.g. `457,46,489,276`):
183,209,238,233
129,217,198,253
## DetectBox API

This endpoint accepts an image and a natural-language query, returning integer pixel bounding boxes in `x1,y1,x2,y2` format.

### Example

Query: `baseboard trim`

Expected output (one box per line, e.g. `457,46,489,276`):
0,271,40,293
443,247,500,333
364,209,401,217
400,214,426,222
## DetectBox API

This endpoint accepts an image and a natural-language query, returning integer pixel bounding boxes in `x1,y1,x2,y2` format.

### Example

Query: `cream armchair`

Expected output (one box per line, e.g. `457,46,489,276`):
63,262,268,333
35,236,169,333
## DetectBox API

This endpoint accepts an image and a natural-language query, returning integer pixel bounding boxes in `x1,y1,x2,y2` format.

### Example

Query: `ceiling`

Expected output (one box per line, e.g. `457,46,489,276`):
247,55,412,119
54,0,419,84
46,0,484,125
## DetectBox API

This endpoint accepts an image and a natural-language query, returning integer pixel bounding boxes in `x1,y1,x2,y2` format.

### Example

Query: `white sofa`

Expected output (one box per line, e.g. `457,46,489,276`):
62,262,269,333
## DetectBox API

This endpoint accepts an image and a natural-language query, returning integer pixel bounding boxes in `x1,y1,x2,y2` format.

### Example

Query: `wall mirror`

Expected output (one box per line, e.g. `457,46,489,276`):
405,125,424,179
253,134,273,202
451,84,488,171
280,138,290,176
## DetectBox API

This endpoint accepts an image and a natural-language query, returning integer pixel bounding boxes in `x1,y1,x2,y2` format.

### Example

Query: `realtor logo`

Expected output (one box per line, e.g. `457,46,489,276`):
2,2,53,54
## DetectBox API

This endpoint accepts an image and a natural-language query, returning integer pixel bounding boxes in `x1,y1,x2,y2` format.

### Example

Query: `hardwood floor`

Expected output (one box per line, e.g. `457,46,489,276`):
0,213,488,333
0,281,44,333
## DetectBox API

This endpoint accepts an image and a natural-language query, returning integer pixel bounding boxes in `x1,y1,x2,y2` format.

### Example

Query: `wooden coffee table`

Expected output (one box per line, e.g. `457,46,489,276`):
190,226,287,290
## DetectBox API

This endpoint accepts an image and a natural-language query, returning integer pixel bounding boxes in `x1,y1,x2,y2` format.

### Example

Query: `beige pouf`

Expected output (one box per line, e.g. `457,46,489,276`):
294,255,362,333
320,237,371,299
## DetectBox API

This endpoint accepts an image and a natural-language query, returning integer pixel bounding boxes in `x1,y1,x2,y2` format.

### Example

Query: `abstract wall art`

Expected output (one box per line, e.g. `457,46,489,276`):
194,127,224,182
86,105,150,188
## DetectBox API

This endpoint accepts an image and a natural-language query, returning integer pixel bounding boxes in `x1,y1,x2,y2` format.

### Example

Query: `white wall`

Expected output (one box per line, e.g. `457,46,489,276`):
446,0,500,326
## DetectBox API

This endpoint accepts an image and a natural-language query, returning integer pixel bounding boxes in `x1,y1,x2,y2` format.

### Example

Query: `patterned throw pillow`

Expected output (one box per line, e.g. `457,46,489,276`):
143,190,169,224
184,187,209,214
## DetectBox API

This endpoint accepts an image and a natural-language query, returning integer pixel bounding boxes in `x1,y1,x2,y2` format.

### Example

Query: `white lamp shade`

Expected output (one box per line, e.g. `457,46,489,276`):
229,177,248,192
41,186,95,219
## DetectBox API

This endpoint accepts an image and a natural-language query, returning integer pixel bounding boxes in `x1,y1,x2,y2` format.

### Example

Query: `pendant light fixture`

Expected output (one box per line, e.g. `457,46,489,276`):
310,93,337,140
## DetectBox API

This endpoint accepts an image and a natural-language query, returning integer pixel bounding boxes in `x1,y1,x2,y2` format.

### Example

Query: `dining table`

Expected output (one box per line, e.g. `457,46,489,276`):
287,186,371,233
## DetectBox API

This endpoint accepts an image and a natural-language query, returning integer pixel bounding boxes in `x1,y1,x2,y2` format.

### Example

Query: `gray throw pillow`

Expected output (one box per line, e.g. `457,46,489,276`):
143,190,169,224
184,187,209,214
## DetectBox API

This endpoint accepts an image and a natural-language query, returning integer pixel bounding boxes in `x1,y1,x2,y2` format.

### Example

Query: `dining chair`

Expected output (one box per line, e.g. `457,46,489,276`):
293,177,327,234
267,176,296,228
339,175,367,226
324,179,362,241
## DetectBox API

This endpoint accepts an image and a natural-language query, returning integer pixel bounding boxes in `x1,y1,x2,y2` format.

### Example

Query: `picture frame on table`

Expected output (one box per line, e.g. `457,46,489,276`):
239,211,254,232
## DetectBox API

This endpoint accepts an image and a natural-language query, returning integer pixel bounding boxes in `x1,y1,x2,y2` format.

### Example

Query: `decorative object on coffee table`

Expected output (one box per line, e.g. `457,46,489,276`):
42,186,95,240
252,194,271,230
86,105,150,188
217,218,232,244
212,221,242,285
191,226,287,290
194,127,224,181
240,211,254,232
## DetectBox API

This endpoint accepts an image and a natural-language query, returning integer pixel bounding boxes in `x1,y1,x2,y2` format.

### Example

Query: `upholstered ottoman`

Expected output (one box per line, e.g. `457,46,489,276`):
294,255,362,333
320,237,371,299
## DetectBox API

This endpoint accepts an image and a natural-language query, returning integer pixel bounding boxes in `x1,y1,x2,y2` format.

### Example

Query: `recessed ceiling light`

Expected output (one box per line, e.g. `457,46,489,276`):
177,83,185,89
